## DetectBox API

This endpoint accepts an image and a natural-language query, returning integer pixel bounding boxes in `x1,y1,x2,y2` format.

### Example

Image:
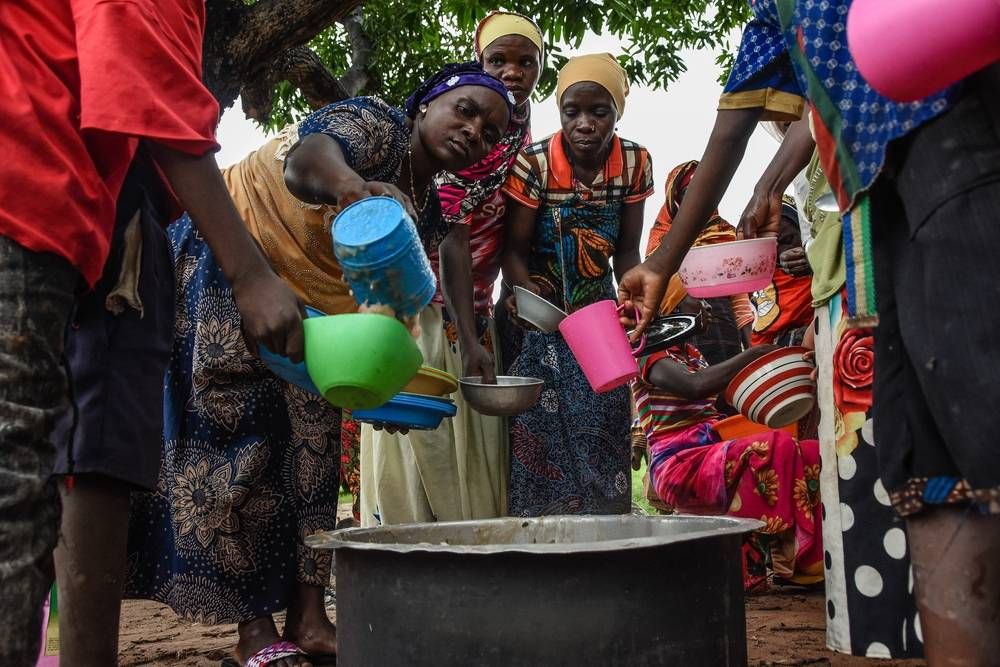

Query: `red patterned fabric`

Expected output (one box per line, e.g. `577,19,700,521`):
750,268,814,346
245,641,307,667
431,109,531,315
636,345,824,586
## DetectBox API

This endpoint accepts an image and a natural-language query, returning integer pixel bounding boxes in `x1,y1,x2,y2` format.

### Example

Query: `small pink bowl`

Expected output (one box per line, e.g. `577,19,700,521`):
679,238,777,298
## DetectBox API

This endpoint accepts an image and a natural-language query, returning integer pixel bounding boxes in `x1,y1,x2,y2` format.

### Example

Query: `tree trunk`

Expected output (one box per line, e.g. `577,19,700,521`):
203,0,364,113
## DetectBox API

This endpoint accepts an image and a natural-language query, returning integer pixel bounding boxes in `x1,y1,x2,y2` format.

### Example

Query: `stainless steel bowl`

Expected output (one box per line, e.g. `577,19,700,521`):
514,286,566,333
459,375,544,416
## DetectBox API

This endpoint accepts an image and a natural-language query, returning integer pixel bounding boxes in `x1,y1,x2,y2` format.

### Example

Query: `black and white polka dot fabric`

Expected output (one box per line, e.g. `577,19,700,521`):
815,297,923,658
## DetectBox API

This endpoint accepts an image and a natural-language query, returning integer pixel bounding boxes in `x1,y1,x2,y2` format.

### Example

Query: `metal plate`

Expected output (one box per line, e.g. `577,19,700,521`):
628,314,698,355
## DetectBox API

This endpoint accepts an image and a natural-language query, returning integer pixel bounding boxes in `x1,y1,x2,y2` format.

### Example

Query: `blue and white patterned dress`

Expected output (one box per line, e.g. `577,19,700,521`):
719,3,944,657
125,98,417,623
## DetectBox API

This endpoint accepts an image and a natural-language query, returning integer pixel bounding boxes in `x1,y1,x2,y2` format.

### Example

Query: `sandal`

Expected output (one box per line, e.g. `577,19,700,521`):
230,640,308,667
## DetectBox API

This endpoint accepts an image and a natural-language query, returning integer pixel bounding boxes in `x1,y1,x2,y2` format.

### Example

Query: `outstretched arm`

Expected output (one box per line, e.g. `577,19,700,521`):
284,133,416,219
440,224,496,382
613,200,644,282
618,108,762,336
737,115,815,238
647,345,779,401
149,143,305,362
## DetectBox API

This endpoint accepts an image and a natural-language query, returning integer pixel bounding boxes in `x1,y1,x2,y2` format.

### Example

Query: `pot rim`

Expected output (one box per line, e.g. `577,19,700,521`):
305,514,764,555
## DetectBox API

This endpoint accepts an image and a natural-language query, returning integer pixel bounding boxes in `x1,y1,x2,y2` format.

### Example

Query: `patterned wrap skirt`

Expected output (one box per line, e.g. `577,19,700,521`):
507,330,631,516
124,214,341,624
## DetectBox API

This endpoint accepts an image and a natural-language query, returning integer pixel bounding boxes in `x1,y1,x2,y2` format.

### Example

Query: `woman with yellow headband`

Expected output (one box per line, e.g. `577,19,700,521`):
630,289,823,591
360,10,544,526
500,53,652,516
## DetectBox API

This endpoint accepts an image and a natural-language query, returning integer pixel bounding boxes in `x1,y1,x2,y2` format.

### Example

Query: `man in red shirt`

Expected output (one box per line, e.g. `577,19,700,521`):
0,2,304,664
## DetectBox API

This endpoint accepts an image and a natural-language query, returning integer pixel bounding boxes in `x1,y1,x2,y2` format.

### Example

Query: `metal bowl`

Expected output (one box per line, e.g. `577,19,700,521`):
459,375,544,416
514,286,566,333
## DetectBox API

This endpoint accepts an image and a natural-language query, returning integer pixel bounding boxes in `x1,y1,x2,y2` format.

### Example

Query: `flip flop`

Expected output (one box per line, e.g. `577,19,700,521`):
230,640,308,667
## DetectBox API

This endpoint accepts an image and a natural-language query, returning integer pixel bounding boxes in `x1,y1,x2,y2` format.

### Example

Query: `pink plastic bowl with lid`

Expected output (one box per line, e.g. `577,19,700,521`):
678,238,777,298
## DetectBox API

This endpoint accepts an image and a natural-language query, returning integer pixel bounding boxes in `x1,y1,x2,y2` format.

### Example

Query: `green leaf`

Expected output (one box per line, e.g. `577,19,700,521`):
252,0,752,131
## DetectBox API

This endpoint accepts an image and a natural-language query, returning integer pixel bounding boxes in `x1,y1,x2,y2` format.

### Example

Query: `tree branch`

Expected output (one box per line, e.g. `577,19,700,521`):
242,46,351,124
337,6,375,97
233,0,364,71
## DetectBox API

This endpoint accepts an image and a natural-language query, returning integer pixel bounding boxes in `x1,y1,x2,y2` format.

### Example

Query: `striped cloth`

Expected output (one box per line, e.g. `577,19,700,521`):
633,344,722,445
502,130,654,311
503,131,653,211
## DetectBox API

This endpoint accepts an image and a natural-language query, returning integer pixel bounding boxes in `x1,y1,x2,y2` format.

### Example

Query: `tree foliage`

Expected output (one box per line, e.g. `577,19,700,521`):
231,1,751,131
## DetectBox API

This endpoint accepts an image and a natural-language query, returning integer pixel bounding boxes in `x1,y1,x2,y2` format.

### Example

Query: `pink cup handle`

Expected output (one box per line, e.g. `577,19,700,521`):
616,304,646,356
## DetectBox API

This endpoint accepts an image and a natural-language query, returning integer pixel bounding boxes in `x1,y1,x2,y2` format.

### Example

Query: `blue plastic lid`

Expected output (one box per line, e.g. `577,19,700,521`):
395,393,457,411
355,393,457,417
333,196,406,247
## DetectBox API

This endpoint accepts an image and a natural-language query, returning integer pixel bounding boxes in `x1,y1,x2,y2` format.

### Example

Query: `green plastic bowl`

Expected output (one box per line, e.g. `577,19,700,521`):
304,313,423,410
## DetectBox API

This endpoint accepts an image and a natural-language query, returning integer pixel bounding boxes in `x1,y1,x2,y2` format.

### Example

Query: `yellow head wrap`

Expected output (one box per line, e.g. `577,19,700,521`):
475,11,544,62
658,274,689,317
556,53,629,117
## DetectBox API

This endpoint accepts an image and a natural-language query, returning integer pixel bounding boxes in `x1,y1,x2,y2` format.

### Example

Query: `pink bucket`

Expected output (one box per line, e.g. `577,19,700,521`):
848,0,1000,102
559,300,644,393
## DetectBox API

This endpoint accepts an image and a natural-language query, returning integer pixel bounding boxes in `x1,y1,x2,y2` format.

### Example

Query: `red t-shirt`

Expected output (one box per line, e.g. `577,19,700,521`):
0,0,219,286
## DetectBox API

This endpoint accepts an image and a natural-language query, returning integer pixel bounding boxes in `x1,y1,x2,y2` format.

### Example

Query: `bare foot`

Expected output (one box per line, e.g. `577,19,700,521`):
284,584,338,659
237,616,313,667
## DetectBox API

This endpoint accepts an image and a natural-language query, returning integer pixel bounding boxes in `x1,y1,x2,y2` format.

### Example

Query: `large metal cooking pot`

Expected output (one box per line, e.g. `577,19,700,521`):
307,514,761,666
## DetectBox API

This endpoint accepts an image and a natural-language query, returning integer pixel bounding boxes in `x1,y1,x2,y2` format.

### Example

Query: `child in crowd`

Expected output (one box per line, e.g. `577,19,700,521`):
631,278,823,591
749,196,813,346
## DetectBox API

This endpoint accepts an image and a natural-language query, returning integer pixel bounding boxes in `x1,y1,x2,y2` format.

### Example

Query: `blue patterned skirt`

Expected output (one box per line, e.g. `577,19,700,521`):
507,330,631,516
124,214,341,624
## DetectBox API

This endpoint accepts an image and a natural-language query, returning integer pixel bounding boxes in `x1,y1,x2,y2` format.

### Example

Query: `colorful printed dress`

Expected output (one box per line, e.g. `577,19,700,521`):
632,344,823,590
501,131,653,516
125,98,420,623
720,0,952,322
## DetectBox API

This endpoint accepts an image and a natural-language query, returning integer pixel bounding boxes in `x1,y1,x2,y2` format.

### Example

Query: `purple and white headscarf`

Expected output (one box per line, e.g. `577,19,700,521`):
404,62,515,119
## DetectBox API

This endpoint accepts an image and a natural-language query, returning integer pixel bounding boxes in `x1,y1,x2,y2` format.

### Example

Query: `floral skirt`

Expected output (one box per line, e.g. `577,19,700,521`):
124,214,341,624
507,331,631,516
649,423,823,587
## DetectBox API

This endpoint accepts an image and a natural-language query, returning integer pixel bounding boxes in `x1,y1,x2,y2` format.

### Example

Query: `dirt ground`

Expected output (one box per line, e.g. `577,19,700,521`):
117,587,925,666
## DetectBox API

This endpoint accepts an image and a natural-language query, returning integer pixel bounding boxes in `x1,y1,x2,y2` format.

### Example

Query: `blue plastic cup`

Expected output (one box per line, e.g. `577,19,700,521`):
332,197,436,318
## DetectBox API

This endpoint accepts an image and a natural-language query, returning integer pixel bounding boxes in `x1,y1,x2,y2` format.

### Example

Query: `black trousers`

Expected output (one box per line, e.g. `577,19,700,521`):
872,81,1000,516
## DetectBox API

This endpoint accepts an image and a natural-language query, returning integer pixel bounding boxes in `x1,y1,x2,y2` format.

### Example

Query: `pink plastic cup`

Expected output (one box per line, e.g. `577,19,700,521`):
559,300,644,393
848,0,1000,102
